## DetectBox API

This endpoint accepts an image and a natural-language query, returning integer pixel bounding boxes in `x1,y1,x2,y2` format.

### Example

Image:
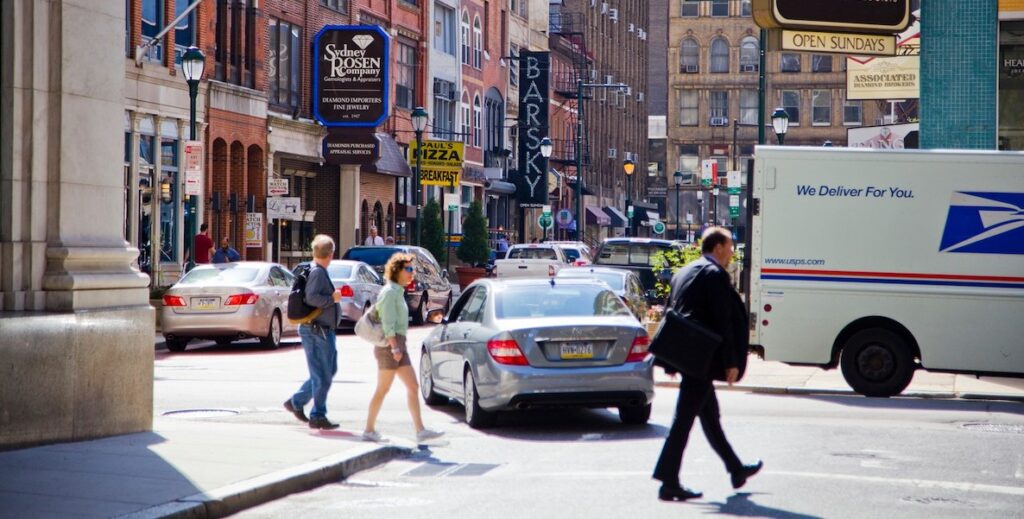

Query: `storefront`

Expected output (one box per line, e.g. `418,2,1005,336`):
1000,14,1024,150
358,134,410,245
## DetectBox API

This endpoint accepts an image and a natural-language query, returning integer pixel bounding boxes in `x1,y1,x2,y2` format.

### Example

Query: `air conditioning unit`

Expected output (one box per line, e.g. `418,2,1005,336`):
601,2,608,14
740,64,758,72
683,65,698,73
605,74,614,84
608,147,618,159
589,69,598,81
639,29,647,40
709,117,729,127
433,78,454,100
609,8,619,21
637,92,645,102
590,0,596,6
628,23,635,32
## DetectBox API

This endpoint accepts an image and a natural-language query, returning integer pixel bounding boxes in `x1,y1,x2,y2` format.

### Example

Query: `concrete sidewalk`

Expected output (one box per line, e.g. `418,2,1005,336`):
0,418,411,519
655,354,1024,403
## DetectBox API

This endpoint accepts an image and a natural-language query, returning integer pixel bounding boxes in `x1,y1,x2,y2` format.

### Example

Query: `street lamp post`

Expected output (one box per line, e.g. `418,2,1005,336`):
411,107,429,246
181,46,205,272
540,137,553,242
771,107,790,145
622,158,635,237
673,171,683,239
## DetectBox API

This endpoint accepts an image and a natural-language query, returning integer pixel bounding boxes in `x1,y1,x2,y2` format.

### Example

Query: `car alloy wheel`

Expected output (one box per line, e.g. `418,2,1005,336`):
260,312,282,349
420,350,447,405
463,369,495,429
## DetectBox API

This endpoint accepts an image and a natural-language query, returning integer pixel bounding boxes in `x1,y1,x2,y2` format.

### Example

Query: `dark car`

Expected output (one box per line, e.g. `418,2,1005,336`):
342,246,453,324
592,238,681,298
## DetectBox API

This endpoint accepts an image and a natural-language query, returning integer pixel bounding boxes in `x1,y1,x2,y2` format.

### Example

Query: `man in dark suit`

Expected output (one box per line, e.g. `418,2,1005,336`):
653,227,762,501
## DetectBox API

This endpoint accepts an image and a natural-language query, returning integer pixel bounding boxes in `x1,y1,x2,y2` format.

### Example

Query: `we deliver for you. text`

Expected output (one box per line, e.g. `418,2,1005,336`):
796,185,915,199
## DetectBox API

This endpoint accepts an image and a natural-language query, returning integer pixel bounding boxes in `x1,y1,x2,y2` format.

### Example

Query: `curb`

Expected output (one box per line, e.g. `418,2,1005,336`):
654,381,1024,403
118,445,412,519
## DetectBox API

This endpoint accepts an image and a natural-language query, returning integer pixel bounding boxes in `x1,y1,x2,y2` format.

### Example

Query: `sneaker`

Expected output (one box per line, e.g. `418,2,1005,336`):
308,416,340,430
283,399,308,423
362,430,389,443
415,428,445,443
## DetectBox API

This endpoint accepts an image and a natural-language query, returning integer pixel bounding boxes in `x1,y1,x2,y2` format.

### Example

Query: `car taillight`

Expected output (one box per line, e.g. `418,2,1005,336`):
574,260,587,266
626,334,650,362
487,338,529,366
339,285,354,297
162,295,187,307
224,293,259,306
405,281,417,293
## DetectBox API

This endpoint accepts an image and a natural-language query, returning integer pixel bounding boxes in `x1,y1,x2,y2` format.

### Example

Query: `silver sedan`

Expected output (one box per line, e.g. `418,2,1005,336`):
418,278,655,428
160,262,298,352
293,260,383,328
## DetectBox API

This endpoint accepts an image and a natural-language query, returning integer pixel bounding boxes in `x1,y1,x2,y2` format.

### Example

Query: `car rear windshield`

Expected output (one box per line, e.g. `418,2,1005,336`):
596,243,673,266
496,285,631,318
179,266,260,285
327,264,353,279
343,247,403,266
560,248,583,262
507,247,558,260
556,271,625,291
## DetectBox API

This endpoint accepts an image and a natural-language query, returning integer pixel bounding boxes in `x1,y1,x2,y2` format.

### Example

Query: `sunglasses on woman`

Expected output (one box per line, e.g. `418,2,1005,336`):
403,266,415,273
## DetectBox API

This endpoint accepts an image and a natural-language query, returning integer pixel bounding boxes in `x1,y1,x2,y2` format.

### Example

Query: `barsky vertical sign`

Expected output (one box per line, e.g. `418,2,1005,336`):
516,51,551,208
313,25,390,127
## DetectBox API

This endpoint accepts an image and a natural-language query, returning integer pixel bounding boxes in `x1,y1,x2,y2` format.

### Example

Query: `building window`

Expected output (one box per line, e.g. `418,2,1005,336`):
473,17,483,69
461,11,470,65
174,0,197,63
780,53,801,73
844,100,863,125
680,38,699,73
711,0,729,16
215,0,255,87
781,90,800,126
434,3,456,55
678,90,698,126
396,41,416,110
681,1,698,17
509,44,520,86
141,0,164,61
473,95,482,147
812,90,831,125
740,37,758,72
401,0,418,6
812,54,833,72
433,80,456,139
461,94,471,144
740,89,758,125
268,18,302,110
741,0,752,16
159,133,180,263
709,91,728,119
320,0,349,14
677,144,699,175
710,37,729,73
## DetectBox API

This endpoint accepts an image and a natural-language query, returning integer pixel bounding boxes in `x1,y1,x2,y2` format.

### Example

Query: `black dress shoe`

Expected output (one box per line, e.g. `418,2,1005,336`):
731,460,763,489
308,416,340,430
284,399,308,423
658,485,702,501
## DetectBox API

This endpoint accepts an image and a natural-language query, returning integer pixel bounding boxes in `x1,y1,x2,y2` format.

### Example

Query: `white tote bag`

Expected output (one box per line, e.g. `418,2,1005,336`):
354,305,387,346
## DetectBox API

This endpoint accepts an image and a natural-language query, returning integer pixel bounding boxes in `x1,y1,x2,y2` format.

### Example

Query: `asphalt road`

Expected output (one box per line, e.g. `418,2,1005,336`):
154,327,1024,519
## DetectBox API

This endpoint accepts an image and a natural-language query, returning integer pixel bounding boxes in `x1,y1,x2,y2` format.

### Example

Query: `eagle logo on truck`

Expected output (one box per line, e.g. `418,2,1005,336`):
940,192,1024,255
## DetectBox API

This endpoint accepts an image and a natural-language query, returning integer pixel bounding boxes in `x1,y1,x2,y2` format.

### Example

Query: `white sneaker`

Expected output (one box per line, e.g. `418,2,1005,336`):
416,428,445,443
362,430,388,443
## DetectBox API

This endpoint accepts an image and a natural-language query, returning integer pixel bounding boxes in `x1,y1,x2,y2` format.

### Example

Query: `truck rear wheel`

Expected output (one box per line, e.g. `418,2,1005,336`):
839,328,915,397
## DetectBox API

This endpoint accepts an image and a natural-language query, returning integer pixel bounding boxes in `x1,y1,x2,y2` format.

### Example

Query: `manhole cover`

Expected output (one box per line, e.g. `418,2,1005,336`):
162,408,239,418
960,423,1024,434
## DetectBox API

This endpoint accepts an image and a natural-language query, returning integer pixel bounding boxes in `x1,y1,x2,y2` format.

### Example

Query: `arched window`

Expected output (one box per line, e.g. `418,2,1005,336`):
680,38,699,73
461,91,471,144
461,11,470,65
740,37,759,72
473,95,482,148
360,200,369,244
373,202,384,232
472,17,483,68
710,37,729,73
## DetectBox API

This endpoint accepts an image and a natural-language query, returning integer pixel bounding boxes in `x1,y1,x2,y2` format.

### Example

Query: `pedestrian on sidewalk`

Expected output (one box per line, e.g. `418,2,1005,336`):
652,226,762,502
191,223,215,266
365,226,385,245
362,253,444,444
285,234,343,430
212,236,241,263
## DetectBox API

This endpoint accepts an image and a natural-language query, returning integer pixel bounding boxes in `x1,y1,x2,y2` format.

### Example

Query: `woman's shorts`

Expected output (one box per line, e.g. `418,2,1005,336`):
373,335,412,370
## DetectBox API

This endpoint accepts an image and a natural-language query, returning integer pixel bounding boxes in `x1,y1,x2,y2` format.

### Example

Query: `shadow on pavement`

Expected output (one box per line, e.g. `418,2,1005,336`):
425,402,670,441
700,492,823,519
788,393,1024,415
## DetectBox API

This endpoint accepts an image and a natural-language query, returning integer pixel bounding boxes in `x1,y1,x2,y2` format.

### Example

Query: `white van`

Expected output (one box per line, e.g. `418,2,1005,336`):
747,147,1024,397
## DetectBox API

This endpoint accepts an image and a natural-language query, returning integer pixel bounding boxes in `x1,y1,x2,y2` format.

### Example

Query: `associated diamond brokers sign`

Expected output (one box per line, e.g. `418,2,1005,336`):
515,51,551,208
753,0,911,34
314,26,390,127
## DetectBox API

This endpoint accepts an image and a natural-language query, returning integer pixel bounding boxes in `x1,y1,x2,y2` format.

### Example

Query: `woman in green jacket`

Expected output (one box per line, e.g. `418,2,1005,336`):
362,253,444,444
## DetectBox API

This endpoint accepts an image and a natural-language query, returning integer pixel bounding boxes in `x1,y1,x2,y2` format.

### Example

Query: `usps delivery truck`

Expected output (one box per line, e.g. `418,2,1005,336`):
748,147,1024,397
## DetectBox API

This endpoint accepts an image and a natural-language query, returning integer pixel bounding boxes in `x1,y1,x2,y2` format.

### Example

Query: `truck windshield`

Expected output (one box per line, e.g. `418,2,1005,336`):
596,243,673,266
507,248,558,260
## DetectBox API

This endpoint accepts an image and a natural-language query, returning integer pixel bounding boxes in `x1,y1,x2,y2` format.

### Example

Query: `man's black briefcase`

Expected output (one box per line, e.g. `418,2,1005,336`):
649,309,722,380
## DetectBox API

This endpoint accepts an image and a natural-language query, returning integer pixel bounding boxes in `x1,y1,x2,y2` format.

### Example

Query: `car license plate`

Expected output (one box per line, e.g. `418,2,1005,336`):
192,297,219,310
559,342,594,360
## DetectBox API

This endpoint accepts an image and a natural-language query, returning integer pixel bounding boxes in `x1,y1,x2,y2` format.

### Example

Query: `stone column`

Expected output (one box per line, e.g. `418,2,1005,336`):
0,0,154,449
339,164,361,254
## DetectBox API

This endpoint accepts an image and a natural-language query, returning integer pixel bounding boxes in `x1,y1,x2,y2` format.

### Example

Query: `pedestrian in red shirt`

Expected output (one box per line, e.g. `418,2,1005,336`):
192,223,214,265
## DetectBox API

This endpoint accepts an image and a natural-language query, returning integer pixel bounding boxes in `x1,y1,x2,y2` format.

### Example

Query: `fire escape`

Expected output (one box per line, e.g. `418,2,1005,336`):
549,10,592,213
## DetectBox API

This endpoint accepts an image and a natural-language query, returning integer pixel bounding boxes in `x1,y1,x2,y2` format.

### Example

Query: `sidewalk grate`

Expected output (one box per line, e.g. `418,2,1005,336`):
960,423,1024,434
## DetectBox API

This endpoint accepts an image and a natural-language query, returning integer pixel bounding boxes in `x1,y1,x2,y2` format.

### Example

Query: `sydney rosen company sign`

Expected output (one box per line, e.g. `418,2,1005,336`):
314,25,390,127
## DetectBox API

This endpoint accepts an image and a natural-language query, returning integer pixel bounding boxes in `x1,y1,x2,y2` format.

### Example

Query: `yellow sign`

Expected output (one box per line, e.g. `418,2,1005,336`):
779,30,896,56
420,169,461,186
408,140,464,169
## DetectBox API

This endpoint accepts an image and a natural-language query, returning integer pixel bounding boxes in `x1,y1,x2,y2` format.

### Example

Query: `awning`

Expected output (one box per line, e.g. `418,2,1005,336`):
362,133,412,177
586,206,611,226
634,207,661,226
485,179,517,195
603,206,627,227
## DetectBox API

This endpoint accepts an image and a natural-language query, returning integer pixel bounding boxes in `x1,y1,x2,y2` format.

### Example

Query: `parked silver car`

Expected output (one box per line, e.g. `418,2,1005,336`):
419,278,655,428
293,260,383,328
161,262,298,352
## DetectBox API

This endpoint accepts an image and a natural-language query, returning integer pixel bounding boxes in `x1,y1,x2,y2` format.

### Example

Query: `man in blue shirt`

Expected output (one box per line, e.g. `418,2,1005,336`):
212,237,241,263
